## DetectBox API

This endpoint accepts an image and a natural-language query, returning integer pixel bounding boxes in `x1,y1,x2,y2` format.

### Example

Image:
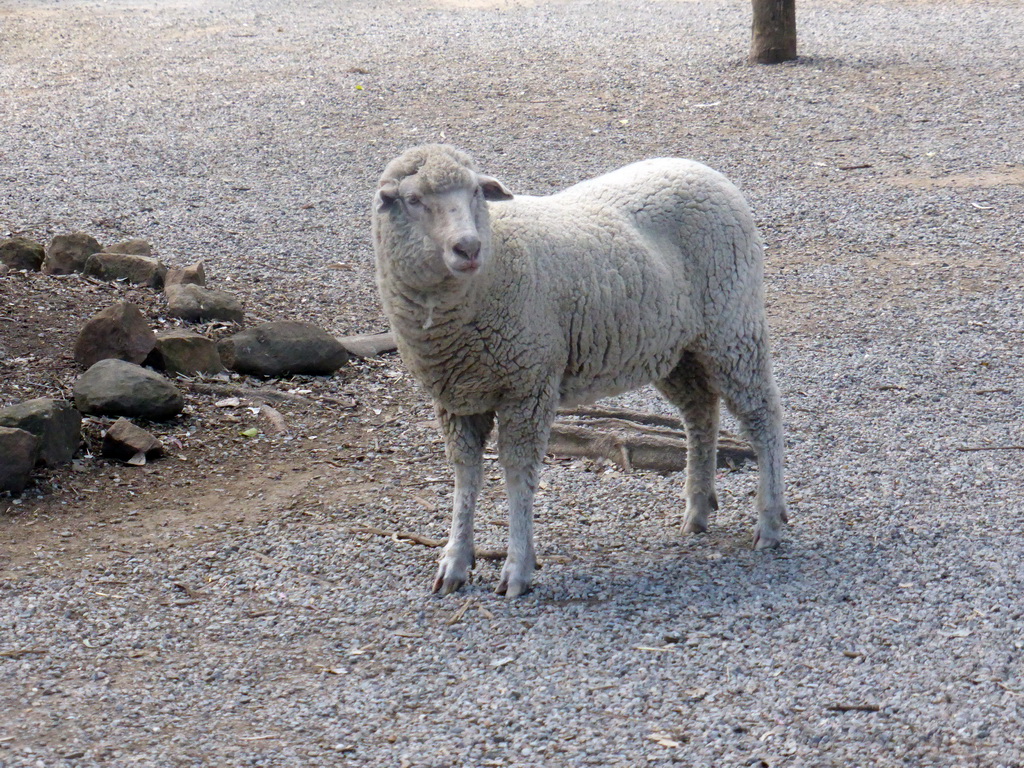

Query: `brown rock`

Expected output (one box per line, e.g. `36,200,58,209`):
43,232,102,275
105,239,153,256
0,398,81,467
165,284,243,323
74,302,157,368
0,237,45,271
102,417,164,462
74,359,184,421
153,330,224,376
83,252,167,288
219,321,350,376
0,427,40,494
164,261,206,288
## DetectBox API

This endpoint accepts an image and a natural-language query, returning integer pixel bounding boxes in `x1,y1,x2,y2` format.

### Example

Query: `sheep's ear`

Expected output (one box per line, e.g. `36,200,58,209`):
478,174,513,201
375,179,400,212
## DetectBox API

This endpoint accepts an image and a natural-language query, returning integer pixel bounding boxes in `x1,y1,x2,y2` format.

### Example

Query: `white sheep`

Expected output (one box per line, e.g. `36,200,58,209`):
372,144,787,597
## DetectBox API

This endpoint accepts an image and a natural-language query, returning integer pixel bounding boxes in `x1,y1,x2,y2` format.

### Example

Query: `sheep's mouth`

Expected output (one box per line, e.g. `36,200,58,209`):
447,255,481,275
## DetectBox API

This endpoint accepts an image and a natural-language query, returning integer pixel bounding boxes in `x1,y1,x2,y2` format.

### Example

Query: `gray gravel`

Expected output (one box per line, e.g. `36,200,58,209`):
3,0,1024,766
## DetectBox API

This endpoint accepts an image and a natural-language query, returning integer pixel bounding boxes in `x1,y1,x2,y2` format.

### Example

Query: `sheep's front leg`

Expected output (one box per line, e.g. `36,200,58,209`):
495,394,557,598
433,410,494,595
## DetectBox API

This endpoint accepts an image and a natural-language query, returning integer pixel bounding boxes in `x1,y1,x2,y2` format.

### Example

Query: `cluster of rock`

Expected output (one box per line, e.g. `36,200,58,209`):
1,232,395,495
1,232,243,323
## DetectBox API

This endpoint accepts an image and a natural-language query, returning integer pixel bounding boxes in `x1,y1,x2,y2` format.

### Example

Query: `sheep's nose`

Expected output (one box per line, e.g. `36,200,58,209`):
452,235,481,262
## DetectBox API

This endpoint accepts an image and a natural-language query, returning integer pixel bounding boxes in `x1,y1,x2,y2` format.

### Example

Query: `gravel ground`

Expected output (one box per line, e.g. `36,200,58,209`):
2,0,1024,765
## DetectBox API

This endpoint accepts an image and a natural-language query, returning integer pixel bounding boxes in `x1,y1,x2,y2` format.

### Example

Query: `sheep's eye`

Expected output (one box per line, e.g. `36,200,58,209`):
405,195,423,208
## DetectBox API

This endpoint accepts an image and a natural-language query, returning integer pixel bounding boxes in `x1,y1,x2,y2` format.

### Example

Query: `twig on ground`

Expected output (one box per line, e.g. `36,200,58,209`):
447,597,475,625
0,648,47,659
349,525,569,566
826,703,881,713
956,445,1024,452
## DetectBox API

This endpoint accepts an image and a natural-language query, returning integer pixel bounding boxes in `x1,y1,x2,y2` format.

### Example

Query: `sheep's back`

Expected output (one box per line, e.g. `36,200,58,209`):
485,196,696,405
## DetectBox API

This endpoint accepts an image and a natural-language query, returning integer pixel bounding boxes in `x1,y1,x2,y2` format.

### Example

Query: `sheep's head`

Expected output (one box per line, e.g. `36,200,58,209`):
374,145,513,284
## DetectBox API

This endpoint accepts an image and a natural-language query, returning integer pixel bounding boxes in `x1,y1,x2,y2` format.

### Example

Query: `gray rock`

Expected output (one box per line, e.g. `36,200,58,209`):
218,321,350,376
74,359,184,421
83,252,167,288
165,284,243,323
0,237,45,271
0,398,81,467
154,330,224,376
102,417,164,462
0,427,40,494
338,331,397,359
74,302,157,368
0,263,8,276
105,238,153,256
42,232,102,275
164,261,206,288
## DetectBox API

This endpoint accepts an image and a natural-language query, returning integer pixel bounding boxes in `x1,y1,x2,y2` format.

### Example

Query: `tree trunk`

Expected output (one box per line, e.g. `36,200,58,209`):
749,0,797,65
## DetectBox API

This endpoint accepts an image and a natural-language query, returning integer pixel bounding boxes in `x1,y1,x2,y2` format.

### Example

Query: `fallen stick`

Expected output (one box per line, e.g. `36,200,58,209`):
349,525,507,561
447,597,475,625
826,703,881,713
349,525,569,567
0,648,47,659
560,404,688,430
337,331,398,359
956,445,1024,452
550,404,755,471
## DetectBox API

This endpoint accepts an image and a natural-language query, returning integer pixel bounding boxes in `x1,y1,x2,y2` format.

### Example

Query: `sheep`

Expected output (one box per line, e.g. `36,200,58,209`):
372,144,786,597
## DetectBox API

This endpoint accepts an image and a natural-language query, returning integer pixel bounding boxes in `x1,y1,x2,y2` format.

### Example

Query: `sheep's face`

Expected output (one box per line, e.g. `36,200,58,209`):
375,146,513,286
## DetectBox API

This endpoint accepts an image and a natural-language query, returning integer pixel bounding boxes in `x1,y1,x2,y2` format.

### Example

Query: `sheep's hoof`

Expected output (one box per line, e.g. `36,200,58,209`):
496,560,534,598
432,553,472,596
752,506,788,550
682,493,716,534
682,511,709,535
752,523,784,550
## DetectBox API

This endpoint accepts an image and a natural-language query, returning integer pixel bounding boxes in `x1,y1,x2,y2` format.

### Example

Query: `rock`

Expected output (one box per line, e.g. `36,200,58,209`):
105,238,153,256
0,427,40,494
219,321,350,376
164,261,206,288
0,263,8,277
83,252,167,288
0,237,45,271
74,359,184,420
0,398,81,467
74,302,157,368
42,232,102,275
153,330,224,376
338,331,398,359
165,284,243,323
102,417,164,463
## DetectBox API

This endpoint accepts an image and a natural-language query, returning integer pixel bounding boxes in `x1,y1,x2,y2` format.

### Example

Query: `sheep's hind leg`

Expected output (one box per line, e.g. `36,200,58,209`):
656,351,720,535
433,410,494,595
715,341,787,549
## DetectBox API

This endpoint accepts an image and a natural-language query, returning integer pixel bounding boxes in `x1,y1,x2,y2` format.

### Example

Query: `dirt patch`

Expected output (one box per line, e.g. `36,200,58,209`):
0,270,431,588
890,167,1024,189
